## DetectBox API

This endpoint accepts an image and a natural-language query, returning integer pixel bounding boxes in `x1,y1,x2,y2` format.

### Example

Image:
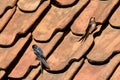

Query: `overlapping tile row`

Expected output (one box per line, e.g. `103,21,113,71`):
0,0,120,80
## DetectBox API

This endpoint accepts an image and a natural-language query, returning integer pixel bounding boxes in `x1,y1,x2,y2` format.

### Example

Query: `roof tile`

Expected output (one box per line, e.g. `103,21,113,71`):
97,54,120,80
109,5,120,28
0,33,31,69
87,25,120,63
0,1,50,46
24,66,41,80
93,0,119,23
55,0,76,6
0,7,15,32
47,31,93,70
37,59,84,80
110,65,120,80
17,0,42,12
0,70,5,79
0,0,120,79
74,60,106,80
32,0,89,41
8,32,63,78
71,0,98,34
0,0,17,16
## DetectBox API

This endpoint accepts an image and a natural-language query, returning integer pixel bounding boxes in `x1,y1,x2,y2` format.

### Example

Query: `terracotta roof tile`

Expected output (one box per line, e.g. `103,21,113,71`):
0,33,31,69
0,7,15,31
37,59,84,80
97,54,120,80
74,60,106,80
32,0,89,41
0,0,120,79
47,31,93,71
110,65,120,80
87,24,120,63
71,0,98,34
109,5,120,27
0,70,5,79
0,0,17,16
17,0,42,12
0,1,50,46
54,0,76,6
93,0,119,23
8,32,63,78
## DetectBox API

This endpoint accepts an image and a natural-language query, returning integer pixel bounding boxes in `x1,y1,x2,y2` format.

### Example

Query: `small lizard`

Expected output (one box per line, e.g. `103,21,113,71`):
32,44,50,73
79,17,97,41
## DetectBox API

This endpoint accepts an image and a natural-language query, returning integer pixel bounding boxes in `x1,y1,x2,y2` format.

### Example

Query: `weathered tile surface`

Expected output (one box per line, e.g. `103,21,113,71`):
0,7,15,31
109,5,120,28
17,0,42,12
71,0,119,35
37,59,84,80
74,60,106,80
93,0,119,23
46,31,93,71
71,0,98,34
87,25,120,63
32,0,89,41
0,1,50,46
0,0,17,16
55,0,76,6
97,54,120,80
8,32,63,78
0,70,5,79
0,33,31,69
110,65,120,80
0,0,120,79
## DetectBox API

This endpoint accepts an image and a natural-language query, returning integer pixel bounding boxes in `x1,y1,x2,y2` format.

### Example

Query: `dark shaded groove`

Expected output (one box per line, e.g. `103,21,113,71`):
110,23,120,29
30,6,51,34
51,0,79,8
108,63,120,80
22,63,40,79
27,5,51,34
0,6,15,18
71,59,85,80
2,35,32,80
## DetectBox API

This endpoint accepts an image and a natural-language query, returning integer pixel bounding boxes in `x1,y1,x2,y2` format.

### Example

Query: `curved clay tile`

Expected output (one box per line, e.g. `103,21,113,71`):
54,0,77,6
0,0,50,46
32,0,89,41
109,6,120,28
17,0,42,12
0,0,17,16
87,25,120,63
8,32,63,78
0,7,16,32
